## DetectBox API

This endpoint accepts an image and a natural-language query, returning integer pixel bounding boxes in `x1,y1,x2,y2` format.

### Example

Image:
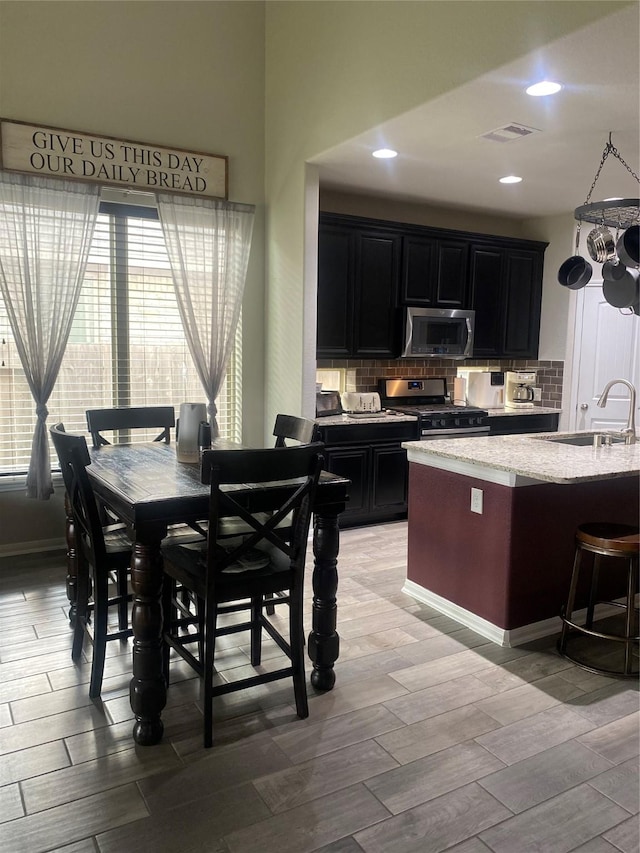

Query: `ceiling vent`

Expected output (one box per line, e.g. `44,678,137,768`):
480,123,540,143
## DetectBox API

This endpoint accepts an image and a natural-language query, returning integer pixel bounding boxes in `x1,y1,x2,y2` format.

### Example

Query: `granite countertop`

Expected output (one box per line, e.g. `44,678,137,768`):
315,411,418,426
316,406,559,427
484,406,560,417
403,430,640,485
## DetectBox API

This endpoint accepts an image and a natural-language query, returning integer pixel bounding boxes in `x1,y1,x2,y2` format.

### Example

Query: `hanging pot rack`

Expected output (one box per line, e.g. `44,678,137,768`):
574,133,639,229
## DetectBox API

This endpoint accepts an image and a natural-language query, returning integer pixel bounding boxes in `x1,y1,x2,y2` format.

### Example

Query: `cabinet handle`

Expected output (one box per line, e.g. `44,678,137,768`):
580,403,589,410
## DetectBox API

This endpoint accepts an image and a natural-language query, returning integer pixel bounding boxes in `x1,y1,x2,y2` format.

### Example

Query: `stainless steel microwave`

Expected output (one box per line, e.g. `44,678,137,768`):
401,307,475,359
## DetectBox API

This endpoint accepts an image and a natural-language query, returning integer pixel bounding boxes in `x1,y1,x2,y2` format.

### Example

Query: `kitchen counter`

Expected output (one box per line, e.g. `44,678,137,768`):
402,430,639,646
484,406,560,417
316,406,559,427
315,411,417,427
403,430,639,485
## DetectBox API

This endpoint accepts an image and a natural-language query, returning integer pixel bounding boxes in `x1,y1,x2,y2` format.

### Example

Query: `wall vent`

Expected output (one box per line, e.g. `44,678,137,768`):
479,123,540,143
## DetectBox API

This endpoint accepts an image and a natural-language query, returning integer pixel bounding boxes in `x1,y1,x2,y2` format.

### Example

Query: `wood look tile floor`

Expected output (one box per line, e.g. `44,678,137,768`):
0,522,638,853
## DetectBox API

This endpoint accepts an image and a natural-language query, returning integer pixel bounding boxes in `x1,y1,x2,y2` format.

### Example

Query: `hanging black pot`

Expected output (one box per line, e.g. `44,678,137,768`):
603,268,639,308
558,256,593,289
558,222,592,289
602,259,627,281
616,225,639,268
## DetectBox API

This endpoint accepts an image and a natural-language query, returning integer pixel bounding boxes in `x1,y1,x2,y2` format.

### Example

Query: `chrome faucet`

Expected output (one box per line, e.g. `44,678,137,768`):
597,379,637,444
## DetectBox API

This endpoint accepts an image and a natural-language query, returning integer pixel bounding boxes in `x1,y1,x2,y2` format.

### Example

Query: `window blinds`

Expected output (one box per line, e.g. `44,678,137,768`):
0,206,241,474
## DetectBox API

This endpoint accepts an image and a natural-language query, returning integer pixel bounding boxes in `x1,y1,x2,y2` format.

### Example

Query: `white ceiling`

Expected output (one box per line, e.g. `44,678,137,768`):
311,5,640,221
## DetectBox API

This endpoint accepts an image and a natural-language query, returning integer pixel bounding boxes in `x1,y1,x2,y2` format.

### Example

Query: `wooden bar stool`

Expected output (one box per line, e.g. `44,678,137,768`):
558,522,639,678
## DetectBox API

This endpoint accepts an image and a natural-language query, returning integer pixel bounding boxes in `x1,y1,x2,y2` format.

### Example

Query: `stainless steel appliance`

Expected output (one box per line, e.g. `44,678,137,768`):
401,307,475,359
379,377,489,438
341,391,382,414
505,370,536,409
464,370,505,409
315,390,343,417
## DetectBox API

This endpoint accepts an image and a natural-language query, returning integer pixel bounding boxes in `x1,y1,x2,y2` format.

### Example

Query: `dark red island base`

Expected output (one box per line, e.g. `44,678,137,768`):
405,451,639,646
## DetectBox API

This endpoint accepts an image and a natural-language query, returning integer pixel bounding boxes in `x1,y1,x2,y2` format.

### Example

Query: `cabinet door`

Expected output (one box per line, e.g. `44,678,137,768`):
402,236,468,307
352,231,401,357
401,234,437,304
469,246,504,357
502,250,542,358
324,445,370,518
488,413,559,435
371,444,408,513
316,225,354,358
435,239,468,307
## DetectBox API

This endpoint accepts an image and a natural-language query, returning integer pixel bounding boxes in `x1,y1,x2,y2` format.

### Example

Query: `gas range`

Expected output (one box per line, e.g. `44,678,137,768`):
379,377,489,438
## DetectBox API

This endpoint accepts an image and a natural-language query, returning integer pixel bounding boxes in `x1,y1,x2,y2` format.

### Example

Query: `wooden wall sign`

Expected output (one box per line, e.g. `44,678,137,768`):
0,119,228,199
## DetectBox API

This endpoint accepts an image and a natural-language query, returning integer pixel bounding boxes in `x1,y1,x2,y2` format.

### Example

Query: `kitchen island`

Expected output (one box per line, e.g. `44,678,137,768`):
402,431,639,646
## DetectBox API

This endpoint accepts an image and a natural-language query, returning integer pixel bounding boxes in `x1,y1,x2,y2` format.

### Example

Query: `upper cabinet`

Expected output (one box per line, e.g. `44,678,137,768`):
470,243,545,358
317,212,547,360
317,215,401,359
401,234,468,307
316,223,353,358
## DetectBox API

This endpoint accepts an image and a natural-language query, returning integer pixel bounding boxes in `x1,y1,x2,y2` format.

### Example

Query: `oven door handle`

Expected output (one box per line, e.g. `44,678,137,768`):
419,426,490,438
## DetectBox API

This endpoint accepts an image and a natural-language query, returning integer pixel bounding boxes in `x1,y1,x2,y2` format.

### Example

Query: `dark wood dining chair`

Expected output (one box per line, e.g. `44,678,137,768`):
86,406,175,449
161,442,324,748
215,413,319,541
50,423,133,699
85,405,206,546
273,413,319,447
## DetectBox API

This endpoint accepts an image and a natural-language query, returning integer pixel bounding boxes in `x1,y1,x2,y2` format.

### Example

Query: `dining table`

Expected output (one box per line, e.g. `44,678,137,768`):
62,439,349,746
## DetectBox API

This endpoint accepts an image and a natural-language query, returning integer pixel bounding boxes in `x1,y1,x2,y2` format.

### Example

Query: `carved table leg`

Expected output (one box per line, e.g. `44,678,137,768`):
308,508,340,690
130,537,166,746
64,492,78,625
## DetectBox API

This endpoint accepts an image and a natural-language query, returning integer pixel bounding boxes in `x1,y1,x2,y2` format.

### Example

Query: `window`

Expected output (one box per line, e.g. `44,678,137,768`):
0,202,241,474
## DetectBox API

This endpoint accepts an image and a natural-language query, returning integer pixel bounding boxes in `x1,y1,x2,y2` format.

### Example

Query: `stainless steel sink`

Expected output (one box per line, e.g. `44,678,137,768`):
542,433,627,447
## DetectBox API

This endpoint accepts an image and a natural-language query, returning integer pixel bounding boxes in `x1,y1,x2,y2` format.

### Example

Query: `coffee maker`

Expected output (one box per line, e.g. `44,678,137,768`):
505,371,537,409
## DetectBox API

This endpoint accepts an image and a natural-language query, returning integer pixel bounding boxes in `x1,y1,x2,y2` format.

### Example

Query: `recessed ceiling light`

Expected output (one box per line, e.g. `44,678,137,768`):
372,148,398,159
526,81,562,97
499,175,523,184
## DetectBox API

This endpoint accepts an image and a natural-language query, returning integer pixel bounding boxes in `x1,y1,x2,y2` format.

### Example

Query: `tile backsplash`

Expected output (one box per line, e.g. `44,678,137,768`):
316,358,564,409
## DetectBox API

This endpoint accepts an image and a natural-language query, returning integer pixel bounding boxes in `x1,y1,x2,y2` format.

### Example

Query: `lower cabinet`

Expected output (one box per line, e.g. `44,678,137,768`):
318,421,417,527
487,412,559,435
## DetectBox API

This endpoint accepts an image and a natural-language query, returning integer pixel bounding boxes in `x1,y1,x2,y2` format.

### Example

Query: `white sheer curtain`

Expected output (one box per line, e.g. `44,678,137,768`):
0,173,100,499
156,194,255,437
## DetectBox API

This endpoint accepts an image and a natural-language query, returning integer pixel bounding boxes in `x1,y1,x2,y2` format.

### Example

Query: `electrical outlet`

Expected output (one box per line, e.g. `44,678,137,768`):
471,487,483,514
533,386,542,402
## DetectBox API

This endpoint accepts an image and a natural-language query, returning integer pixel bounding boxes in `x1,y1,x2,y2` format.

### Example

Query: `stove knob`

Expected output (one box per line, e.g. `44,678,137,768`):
438,419,446,428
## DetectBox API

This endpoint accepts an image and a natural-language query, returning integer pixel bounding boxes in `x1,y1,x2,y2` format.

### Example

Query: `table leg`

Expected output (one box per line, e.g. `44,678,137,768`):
64,492,78,625
308,507,340,690
130,538,166,746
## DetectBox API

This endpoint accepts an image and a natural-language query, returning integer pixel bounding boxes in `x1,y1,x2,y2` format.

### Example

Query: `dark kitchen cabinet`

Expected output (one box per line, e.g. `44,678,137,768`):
316,225,352,358
323,445,370,517
317,420,417,527
317,215,401,359
316,211,547,361
487,411,559,436
470,242,545,358
401,234,468,307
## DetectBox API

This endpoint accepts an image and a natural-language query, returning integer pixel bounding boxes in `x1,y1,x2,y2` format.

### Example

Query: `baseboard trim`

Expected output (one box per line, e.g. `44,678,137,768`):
0,538,66,558
402,579,623,648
